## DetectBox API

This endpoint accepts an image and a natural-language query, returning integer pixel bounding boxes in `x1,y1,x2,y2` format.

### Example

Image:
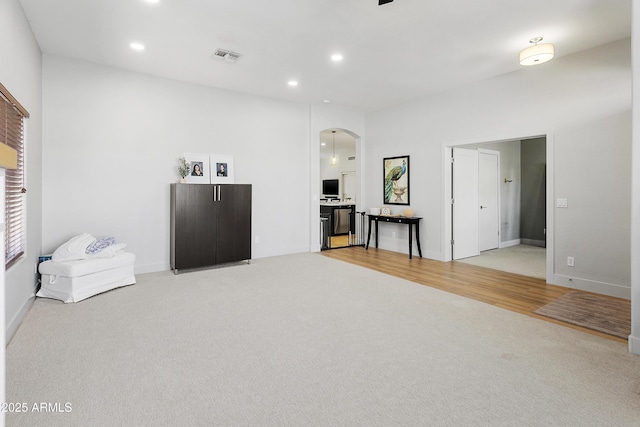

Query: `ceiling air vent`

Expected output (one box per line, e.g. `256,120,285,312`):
348,156,356,161
212,49,242,63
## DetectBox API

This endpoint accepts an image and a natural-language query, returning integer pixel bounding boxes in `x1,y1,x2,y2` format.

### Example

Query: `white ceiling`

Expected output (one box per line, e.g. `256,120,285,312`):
19,0,631,114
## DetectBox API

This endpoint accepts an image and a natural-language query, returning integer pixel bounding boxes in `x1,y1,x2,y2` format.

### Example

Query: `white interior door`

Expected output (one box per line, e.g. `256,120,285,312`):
479,150,500,251
452,148,479,259
342,171,356,201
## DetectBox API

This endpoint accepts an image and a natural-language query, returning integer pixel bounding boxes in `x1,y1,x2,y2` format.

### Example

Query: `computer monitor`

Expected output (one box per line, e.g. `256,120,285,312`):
322,179,339,198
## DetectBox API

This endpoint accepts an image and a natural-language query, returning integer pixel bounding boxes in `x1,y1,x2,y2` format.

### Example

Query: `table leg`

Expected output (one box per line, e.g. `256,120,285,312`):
366,217,372,250
415,221,423,257
408,223,413,259
375,220,379,248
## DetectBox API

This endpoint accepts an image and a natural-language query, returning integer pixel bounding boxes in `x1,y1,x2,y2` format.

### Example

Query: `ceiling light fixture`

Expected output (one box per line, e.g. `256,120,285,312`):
330,130,337,167
331,54,343,62
288,80,298,87
519,37,554,66
130,42,145,51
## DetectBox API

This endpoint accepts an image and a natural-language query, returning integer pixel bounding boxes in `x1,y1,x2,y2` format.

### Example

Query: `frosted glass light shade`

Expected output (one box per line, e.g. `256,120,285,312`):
519,43,554,66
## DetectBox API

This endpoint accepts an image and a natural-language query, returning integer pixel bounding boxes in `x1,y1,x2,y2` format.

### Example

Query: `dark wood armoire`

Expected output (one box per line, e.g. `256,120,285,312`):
170,183,251,273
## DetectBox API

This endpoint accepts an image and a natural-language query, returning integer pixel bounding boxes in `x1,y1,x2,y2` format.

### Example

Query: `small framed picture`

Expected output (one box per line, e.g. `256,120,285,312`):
183,153,210,184
211,155,234,184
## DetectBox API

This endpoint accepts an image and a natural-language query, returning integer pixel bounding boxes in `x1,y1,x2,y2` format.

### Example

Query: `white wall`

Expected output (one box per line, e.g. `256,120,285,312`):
364,38,632,298
2,1,43,338
553,111,631,293
1,0,44,421
42,56,311,272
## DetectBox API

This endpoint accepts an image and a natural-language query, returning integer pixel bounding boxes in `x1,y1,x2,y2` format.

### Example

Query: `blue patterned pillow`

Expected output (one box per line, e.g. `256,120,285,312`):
86,237,116,254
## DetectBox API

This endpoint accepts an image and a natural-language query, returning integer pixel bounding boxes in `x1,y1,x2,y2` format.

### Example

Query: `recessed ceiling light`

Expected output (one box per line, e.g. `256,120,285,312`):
321,142,326,146
323,100,331,104
144,0,159,3
288,80,298,87
331,54,343,62
130,42,145,51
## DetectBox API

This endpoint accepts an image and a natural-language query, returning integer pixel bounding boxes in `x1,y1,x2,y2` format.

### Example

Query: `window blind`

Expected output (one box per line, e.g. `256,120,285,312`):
0,83,29,268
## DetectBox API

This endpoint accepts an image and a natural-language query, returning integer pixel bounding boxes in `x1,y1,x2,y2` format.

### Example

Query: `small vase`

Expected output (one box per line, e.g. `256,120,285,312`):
180,177,186,183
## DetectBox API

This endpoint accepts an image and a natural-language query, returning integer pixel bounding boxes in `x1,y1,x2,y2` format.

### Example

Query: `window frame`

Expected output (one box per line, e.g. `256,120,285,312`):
0,83,29,269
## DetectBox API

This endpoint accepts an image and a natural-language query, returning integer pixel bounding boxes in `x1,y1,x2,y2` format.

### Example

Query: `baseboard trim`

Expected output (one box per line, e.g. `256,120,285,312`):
500,239,521,248
135,262,170,275
6,294,35,346
628,335,640,355
551,274,631,299
521,238,545,247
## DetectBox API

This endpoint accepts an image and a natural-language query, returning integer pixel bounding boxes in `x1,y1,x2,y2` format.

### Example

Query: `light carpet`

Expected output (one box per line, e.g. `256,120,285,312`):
457,244,546,279
535,290,631,339
6,253,640,426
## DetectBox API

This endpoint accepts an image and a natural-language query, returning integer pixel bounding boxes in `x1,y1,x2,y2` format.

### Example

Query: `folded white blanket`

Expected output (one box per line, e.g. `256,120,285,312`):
52,233,96,262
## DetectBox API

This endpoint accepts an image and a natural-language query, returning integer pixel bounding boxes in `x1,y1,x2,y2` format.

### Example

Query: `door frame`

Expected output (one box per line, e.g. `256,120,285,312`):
442,133,553,284
311,128,362,253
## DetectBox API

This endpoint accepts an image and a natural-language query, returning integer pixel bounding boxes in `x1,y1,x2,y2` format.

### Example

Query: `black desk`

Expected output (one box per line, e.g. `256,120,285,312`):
365,215,423,259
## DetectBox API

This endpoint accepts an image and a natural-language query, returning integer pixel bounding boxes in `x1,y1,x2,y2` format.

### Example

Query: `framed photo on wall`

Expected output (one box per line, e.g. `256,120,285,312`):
211,155,234,184
183,153,210,184
383,155,410,205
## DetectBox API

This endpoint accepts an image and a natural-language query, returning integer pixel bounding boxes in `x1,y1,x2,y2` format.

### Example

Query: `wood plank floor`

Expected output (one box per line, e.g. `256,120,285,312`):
320,246,627,343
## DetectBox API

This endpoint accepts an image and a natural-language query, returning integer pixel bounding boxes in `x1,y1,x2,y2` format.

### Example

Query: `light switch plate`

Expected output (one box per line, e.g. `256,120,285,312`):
556,198,568,208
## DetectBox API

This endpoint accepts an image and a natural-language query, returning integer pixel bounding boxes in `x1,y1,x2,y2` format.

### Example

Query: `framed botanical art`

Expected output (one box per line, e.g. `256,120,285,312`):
211,154,235,184
383,155,410,205
183,153,210,184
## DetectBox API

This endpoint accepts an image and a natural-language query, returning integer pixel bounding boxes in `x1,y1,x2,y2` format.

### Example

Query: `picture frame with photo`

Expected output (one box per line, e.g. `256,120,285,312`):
211,155,234,184
183,153,210,184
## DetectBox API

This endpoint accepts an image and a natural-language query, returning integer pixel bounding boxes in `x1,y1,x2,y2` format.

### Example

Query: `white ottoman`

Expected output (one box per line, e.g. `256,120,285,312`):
37,252,136,303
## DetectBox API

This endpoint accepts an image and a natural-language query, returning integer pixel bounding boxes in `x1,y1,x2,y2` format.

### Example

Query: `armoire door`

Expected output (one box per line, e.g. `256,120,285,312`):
215,184,252,264
173,184,218,270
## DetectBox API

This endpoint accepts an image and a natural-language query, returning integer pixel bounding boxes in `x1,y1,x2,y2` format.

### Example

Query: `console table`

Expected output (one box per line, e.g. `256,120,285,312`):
365,215,423,259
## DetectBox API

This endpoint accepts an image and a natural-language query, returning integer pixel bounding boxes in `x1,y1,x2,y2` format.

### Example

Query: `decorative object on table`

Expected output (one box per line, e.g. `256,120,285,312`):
370,207,381,215
403,208,414,218
381,207,391,216
183,153,211,184
383,155,410,205
177,157,191,183
210,154,235,184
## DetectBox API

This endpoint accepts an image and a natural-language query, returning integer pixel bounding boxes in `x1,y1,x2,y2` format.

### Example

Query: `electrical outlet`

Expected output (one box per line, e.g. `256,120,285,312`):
255,236,260,243
392,232,397,238
567,256,575,267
